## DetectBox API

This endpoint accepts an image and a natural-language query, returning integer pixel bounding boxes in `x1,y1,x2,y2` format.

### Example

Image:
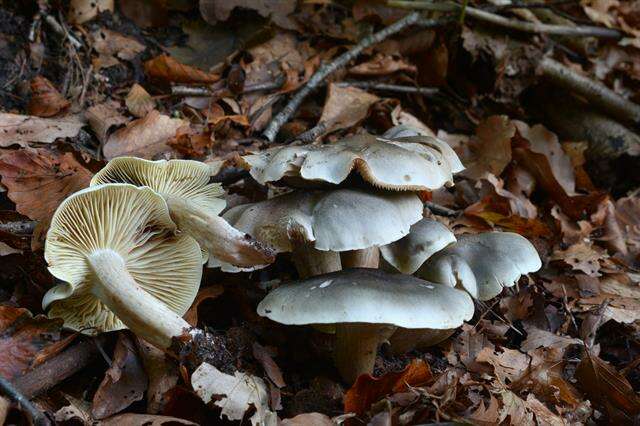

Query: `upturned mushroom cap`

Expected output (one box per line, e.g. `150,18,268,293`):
223,188,423,253
380,218,456,274
418,232,542,300
239,133,464,191
91,157,225,216
43,184,202,333
257,268,474,329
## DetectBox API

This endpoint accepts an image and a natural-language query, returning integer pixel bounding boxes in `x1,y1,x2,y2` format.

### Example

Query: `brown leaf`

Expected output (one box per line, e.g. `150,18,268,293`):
137,339,178,414
91,28,146,62
521,325,581,353
97,413,197,426
103,110,186,159
252,342,285,388
86,101,129,144
575,349,640,422
27,76,69,118
318,84,379,135
68,0,114,24
468,394,501,424
0,305,64,380
498,390,535,426
92,333,148,419
0,148,92,222
183,285,224,327
125,84,155,118
460,115,515,180
0,113,84,146
550,242,607,277
344,359,432,416
200,0,298,30
476,347,530,384
281,412,334,426
144,55,220,84
349,53,416,76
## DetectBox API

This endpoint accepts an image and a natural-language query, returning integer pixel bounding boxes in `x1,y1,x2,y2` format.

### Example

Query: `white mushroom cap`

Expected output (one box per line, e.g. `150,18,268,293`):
380,218,456,274
239,133,464,191
257,268,474,329
382,124,431,139
223,188,423,253
43,184,203,333
418,232,542,300
91,157,225,216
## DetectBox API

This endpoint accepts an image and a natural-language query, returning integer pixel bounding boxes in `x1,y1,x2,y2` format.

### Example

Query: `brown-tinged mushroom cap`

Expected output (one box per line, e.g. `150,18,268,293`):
91,157,274,268
380,218,456,274
43,184,202,347
418,232,542,300
239,133,464,191
223,188,423,253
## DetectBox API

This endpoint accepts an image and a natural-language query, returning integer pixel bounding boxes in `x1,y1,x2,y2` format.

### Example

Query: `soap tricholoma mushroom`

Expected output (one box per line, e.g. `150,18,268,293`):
44,183,202,349
91,157,274,268
257,268,474,383
220,188,423,276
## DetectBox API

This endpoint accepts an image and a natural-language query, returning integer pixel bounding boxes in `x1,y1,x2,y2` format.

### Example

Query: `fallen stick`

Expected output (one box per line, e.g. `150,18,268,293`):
425,201,459,217
538,57,640,126
335,81,439,96
262,13,444,142
0,221,36,235
0,376,50,426
389,1,622,38
13,338,101,398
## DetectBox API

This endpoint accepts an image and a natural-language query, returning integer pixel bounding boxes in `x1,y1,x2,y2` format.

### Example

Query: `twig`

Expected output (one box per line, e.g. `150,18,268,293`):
0,376,50,426
13,338,101,398
172,76,286,97
335,81,439,96
0,221,36,235
171,86,214,97
42,14,82,49
425,201,459,217
262,12,427,142
539,56,640,125
389,1,622,38
296,121,328,143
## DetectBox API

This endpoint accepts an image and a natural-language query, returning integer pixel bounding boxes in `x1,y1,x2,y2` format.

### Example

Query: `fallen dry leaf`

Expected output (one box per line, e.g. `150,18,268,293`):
253,342,285,388
349,53,416,76
137,339,178,414
281,412,334,426
98,413,197,425
476,347,530,384
344,359,432,416
68,0,113,24
200,0,298,30
125,84,155,118
551,242,607,277
192,362,277,426
144,55,220,84
92,333,148,419
0,148,92,222
468,394,501,424
460,115,515,180
183,285,224,326
521,325,582,353
498,389,535,426
0,305,64,380
0,113,84,146
86,101,129,143
91,28,146,62
103,110,186,159
318,83,379,135
27,76,69,118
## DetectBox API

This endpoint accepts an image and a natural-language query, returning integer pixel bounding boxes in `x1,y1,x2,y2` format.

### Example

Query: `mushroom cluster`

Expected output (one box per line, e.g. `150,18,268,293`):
233,126,543,382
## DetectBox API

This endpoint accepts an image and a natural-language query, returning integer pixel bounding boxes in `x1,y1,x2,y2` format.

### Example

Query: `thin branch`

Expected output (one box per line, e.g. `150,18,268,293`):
42,14,82,49
389,1,622,38
0,221,36,235
262,12,433,142
296,121,328,143
425,201,460,217
0,376,50,426
539,56,640,125
335,81,439,96
172,76,286,97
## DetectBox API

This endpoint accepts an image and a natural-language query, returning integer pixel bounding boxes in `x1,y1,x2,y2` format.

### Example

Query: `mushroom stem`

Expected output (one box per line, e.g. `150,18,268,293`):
87,249,190,349
388,328,455,355
333,323,396,384
292,243,342,278
166,197,274,267
341,247,380,269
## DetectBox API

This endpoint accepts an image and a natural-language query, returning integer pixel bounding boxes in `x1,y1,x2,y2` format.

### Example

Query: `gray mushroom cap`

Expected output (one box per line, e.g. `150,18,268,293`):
239,133,463,191
382,124,431,139
380,218,457,275
223,188,423,253
418,232,542,300
257,268,474,329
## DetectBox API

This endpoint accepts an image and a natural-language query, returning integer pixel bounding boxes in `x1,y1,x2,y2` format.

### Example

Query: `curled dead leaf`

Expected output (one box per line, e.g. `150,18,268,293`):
144,55,220,84
125,84,155,118
460,115,515,180
318,84,379,135
27,76,69,118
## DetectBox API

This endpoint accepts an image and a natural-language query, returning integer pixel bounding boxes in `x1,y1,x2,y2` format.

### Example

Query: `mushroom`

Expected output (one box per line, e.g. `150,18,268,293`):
380,218,457,275
91,157,274,268
238,133,464,191
220,188,423,276
418,232,542,300
257,268,474,383
381,124,432,139
43,183,202,349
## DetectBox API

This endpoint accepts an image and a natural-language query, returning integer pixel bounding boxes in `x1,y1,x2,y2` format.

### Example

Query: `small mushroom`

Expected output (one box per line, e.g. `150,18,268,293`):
257,268,473,383
239,133,463,191
220,188,423,276
418,232,542,300
91,157,274,268
380,218,457,274
43,184,202,349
